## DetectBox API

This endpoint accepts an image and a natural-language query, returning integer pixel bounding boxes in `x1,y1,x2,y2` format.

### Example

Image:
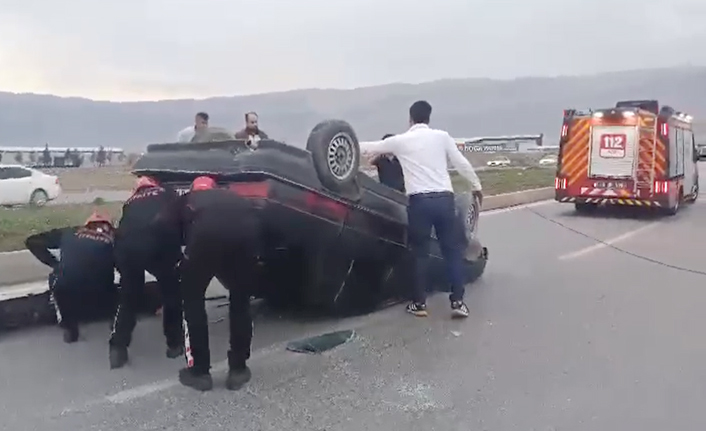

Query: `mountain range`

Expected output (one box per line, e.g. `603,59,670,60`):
1,66,705,151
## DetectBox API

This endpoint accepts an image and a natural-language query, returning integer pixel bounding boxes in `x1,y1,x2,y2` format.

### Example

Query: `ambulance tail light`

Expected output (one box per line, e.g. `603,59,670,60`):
555,177,567,190
561,124,568,137
660,122,669,136
654,180,669,193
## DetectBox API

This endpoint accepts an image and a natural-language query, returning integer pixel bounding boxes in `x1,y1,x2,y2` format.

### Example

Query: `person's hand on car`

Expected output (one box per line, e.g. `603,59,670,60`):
473,190,483,206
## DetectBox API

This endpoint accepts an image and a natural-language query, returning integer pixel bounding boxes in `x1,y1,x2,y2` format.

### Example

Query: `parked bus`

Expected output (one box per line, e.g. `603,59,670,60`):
555,100,698,215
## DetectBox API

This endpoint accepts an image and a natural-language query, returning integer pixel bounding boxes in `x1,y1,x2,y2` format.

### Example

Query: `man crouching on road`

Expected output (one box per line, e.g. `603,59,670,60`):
177,176,260,392
109,176,185,369
25,211,117,343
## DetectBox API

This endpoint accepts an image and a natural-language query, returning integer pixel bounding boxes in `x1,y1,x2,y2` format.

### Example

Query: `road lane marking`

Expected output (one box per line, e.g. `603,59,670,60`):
558,221,661,260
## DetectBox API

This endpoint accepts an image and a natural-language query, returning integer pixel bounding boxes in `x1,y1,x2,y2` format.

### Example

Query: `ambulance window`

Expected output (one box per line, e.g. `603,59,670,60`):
669,125,678,176
676,128,685,176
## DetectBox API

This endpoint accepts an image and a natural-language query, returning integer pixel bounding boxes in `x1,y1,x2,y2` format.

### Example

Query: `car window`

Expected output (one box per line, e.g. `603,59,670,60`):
4,167,31,179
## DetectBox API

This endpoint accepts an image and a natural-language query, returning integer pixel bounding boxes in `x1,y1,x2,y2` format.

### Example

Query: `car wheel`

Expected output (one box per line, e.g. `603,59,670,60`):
307,120,360,194
29,189,49,207
454,192,480,243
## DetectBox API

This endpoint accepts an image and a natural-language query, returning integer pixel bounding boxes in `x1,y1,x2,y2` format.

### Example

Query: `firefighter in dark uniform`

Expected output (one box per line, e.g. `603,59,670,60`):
25,211,116,343
108,176,184,369
177,176,260,392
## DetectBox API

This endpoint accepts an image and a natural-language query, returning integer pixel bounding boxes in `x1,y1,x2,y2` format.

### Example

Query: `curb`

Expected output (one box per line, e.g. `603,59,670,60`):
0,187,555,286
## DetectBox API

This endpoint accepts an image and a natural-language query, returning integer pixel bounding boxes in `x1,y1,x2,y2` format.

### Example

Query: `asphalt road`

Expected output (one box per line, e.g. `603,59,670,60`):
3,164,706,430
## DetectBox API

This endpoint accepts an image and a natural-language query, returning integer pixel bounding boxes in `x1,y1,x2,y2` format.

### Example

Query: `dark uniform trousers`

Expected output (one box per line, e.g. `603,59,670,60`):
109,236,184,349
180,231,257,375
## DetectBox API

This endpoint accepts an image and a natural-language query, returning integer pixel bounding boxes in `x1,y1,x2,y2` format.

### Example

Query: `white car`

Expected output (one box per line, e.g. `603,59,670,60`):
539,155,558,166
486,156,511,167
0,165,62,207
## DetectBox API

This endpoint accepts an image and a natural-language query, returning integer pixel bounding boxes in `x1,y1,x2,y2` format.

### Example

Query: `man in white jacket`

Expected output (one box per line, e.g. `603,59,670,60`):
176,112,209,143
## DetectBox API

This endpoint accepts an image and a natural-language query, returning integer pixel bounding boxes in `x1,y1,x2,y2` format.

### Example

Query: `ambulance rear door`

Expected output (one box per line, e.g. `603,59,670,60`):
588,125,639,178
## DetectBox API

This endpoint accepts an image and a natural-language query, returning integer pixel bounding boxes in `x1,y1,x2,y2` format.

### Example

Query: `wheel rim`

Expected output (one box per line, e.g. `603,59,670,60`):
465,201,477,236
326,133,355,180
32,192,47,206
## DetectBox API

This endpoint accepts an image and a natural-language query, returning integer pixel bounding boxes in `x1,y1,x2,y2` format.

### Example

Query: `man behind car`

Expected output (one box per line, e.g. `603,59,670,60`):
235,112,269,141
176,112,209,143
370,134,405,193
108,176,184,369
25,211,117,343
360,101,483,319
177,176,260,392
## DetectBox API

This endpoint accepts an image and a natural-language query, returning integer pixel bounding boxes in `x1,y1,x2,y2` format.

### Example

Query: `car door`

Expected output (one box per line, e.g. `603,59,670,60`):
1,167,33,204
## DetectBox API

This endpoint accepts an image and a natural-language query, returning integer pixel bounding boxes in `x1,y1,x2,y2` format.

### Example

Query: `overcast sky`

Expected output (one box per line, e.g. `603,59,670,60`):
0,0,705,101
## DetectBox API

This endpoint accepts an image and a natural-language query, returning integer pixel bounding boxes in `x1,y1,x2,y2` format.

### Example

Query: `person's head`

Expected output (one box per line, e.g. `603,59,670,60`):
134,175,160,192
84,210,114,234
245,112,259,132
408,100,432,126
195,112,209,131
190,175,217,191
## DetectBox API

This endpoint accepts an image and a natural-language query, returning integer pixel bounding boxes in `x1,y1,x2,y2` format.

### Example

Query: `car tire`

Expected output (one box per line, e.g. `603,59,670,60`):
307,120,360,194
454,192,480,243
29,189,49,207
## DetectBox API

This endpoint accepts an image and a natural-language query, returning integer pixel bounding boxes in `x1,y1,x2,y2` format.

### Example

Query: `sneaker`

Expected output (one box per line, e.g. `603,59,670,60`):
109,346,129,369
166,345,185,359
62,324,79,344
406,302,428,317
451,301,469,318
225,366,252,391
178,368,213,392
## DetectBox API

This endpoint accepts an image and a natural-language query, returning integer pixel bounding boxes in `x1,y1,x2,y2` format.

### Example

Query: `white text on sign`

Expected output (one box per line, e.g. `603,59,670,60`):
599,134,626,158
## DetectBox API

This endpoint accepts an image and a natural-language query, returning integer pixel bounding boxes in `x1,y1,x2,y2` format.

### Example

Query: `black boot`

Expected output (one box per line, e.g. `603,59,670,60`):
225,366,252,391
109,345,129,369
62,323,79,344
178,368,213,392
166,344,185,359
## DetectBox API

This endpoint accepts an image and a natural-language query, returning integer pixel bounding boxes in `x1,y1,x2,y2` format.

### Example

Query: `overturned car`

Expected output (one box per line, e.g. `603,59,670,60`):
133,120,488,316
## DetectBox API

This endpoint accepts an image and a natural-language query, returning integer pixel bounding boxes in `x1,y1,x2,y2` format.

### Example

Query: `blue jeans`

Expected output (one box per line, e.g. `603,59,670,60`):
407,192,466,303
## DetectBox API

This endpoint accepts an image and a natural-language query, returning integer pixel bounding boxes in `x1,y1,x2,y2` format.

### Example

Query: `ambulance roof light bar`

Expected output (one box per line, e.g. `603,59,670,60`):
675,111,693,122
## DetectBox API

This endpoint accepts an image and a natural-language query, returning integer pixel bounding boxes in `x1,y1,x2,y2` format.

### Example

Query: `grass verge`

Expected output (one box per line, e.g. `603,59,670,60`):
0,168,554,252
454,167,555,194
0,202,123,252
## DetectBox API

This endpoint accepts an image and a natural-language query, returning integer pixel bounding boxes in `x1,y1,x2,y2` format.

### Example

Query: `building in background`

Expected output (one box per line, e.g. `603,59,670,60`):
0,146,125,168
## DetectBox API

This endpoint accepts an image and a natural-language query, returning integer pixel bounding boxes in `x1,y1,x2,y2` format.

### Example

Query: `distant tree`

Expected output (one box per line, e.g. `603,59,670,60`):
118,153,126,162
127,152,141,166
97,146,106,167
14,152,23,164
106,151,113,162
28,151,37,163
42,145,52,166
0,152,4,163
90,151,97,164
70,151,83,167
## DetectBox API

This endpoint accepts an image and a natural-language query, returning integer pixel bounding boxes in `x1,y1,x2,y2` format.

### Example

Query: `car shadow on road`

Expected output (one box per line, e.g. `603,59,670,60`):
558,205,667,220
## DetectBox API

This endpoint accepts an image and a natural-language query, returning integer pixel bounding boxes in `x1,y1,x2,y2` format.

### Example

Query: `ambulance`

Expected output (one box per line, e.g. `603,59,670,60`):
555,100,699,215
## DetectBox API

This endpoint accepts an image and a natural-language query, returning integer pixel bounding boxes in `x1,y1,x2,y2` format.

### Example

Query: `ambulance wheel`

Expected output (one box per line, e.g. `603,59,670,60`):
574,202,597,213
665,188,683,216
